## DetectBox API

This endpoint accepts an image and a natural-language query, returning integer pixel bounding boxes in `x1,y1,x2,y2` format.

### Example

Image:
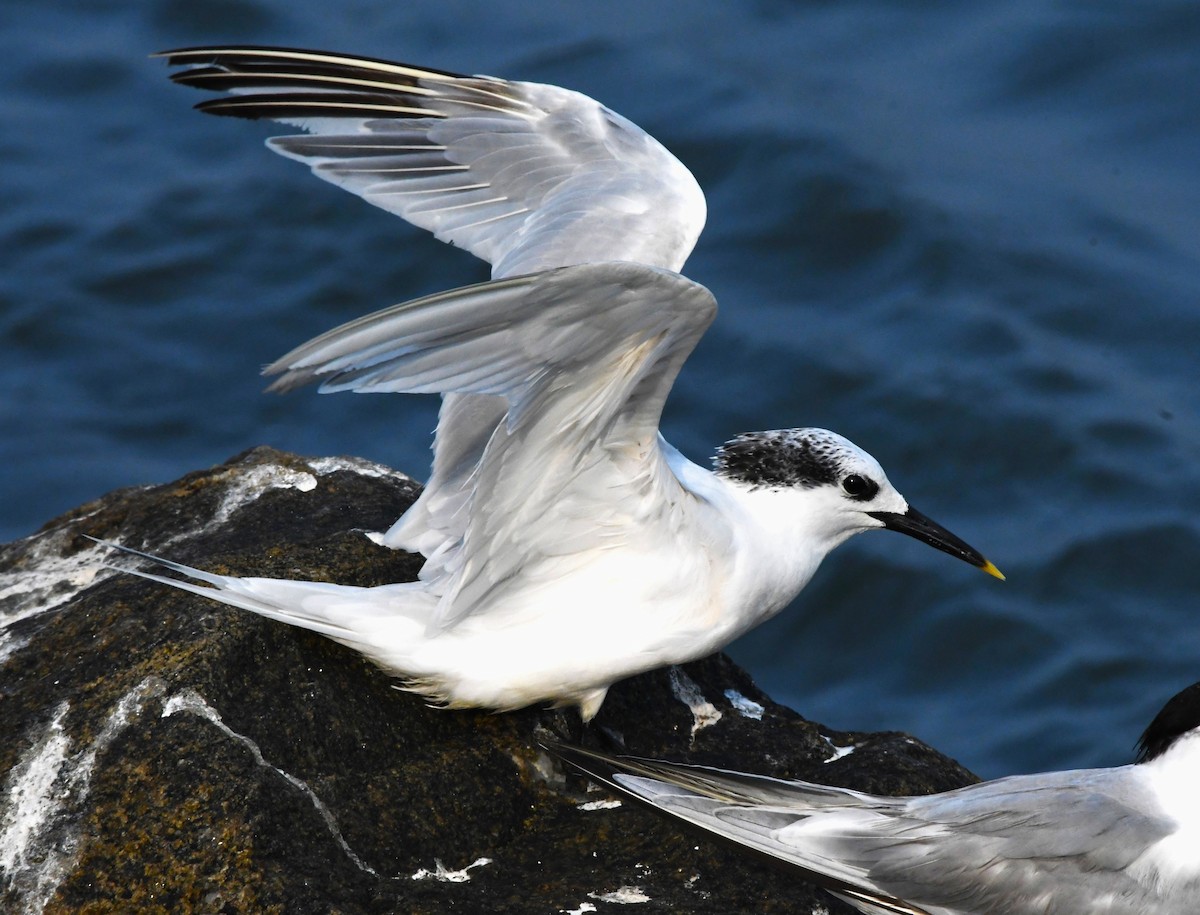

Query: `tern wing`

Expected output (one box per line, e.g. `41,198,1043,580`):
550,743,928,915
866,769,1173,913
266,261,717,629
553,745,1175,915
158,46,706,278
160,47,709,567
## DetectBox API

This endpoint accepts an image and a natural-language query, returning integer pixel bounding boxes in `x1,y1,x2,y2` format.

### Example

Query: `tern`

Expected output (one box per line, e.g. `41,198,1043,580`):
119,47,1000,719
550,680,1200,913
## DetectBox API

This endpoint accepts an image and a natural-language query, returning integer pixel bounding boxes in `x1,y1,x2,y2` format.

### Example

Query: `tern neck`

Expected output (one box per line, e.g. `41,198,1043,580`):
667,443,847,624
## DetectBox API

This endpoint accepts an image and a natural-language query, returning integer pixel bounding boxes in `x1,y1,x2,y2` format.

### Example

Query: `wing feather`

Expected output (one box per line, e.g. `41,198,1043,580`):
161,48,713,626
158,45,706,277
266,262,716,628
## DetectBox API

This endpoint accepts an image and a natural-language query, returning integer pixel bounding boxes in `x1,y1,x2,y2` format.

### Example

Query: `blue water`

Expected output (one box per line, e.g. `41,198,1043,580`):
4,0,1198,779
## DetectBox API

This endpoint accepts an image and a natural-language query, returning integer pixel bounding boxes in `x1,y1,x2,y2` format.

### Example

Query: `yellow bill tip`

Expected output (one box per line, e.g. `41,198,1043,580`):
980,560,1006,581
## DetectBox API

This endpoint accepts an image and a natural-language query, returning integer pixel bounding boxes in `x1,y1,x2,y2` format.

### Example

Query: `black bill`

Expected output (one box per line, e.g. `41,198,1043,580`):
867,506,1004,579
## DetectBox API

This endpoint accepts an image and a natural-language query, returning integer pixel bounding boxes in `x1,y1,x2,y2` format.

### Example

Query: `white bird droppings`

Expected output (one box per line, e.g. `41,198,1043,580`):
0,703,71,886
588,885,651,904
669,667,722,740
212,463,317,524
822,736,857,763
724,689,764,720
0,536,112,630
0,678,165,915
410,857,493,882
162,689,378,877
307,455,413,481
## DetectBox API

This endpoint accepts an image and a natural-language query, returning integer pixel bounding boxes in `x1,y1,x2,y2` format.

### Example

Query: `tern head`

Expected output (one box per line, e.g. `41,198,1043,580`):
713,428,1002,577
1137,680,1200,763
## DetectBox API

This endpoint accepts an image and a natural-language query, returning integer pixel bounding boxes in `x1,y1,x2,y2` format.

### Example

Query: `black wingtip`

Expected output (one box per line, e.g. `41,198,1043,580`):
542,741,691,802
152,45,467,79
541,740,624,785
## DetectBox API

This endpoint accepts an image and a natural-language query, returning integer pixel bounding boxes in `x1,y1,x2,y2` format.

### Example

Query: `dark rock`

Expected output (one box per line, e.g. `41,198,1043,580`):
0,447,977,914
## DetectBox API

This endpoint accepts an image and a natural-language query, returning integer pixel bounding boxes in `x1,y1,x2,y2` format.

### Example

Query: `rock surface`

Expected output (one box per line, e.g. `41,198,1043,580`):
0,447,976,914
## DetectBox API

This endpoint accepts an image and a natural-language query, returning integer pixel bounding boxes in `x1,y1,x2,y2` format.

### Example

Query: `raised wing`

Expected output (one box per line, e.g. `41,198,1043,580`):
157,46,706,278
159,45,711,569
266,261,715,430
552,744,1174,915
267,261,717,628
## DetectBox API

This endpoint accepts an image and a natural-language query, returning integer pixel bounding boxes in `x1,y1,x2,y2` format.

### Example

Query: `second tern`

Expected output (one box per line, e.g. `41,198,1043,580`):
551,680,1200,913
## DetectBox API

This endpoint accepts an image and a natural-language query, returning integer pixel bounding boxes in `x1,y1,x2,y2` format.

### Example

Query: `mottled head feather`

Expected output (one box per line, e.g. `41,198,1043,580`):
713,429,878,498
1137,681,1200,763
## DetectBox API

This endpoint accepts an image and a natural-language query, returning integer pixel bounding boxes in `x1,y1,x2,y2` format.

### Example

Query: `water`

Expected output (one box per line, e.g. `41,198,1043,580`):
4,0,1198,779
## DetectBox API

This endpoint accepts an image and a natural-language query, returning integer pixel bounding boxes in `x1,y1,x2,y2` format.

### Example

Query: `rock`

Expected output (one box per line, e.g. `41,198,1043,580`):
0,447,976,914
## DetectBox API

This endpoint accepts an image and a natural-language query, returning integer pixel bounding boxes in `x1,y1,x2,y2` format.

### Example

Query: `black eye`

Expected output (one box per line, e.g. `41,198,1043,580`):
841,474,875,499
